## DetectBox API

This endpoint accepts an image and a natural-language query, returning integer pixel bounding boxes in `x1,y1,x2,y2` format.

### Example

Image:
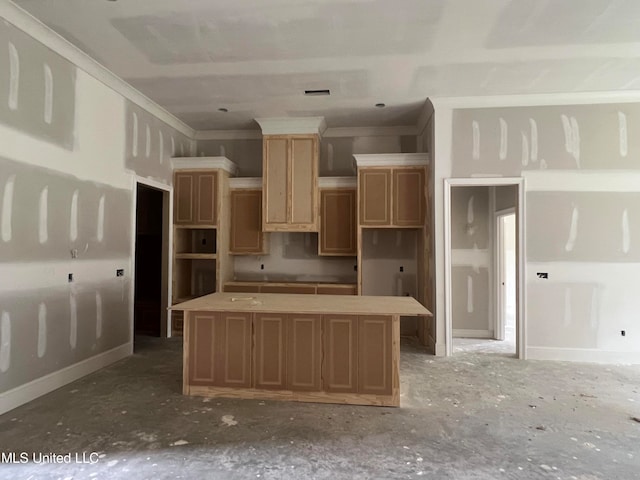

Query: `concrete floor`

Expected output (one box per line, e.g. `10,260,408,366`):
0,337,639,480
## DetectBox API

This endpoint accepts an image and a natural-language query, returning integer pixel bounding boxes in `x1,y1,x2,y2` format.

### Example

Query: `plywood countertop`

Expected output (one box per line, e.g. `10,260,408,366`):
171,292,431,317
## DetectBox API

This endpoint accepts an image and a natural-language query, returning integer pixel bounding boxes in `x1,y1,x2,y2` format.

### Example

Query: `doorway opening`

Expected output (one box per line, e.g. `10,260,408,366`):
133,183,169,348
444,179,525,359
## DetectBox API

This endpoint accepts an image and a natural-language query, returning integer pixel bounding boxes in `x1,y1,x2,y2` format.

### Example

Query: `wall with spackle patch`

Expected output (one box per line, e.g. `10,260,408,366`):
0,15,193,413
432,98,640,363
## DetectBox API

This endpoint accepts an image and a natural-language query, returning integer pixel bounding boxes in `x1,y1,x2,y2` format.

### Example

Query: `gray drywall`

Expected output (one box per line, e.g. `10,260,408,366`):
0,280,130,392
527,191,640,262
361,229,418,297
495,185,517,211
527,282,599,349
233,233,356,283
320,135,416,176
450,186,489,250
124,101,192,183
0,19,76,149
197,139,263,177
451,266,490,332
0,156,131,262
452,103,640,176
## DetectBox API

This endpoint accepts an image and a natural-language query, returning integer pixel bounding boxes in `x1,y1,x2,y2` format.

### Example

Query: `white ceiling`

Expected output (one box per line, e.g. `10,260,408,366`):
13,0,640,130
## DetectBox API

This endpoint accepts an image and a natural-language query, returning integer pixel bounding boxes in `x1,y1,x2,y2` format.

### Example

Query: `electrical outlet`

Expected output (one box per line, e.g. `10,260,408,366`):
201,239,207,245
537,272,549,279
621,330,626,337
260,264,264,270
399,266,404,272
68,273,73,282
116,269,124,277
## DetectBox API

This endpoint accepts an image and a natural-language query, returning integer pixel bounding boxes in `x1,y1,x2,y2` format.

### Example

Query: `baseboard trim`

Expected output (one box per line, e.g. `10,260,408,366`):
527,347,640,365
0,343,132,415
453,329,494,339
434,342,446,356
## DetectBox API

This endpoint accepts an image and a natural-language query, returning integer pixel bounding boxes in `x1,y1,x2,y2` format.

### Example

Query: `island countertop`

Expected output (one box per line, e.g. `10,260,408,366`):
171,292,431,317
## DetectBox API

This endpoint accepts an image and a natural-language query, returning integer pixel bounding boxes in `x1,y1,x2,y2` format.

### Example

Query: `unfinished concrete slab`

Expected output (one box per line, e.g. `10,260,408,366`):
0,337,638,479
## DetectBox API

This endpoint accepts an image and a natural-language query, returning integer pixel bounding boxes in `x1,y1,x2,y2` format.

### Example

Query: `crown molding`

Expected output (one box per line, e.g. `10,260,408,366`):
2,1,195,138
353,153,429,168
255,117,326,136
229,177,262,189
171,157,238,175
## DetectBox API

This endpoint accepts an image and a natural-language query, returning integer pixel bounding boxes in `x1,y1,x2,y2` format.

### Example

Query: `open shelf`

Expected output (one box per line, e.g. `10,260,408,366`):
173,258,217,302
175,228,217,255
175,253,217,260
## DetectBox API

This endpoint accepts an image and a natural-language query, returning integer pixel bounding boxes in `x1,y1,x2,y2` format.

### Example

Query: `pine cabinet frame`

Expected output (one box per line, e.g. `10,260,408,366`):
262,134,319,232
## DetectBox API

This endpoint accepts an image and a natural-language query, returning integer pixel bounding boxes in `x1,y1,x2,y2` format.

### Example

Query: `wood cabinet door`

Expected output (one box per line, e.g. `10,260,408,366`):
174,172,195,225
254,313,287,390
290,137,317,229
393,167,425,227
195,172,218,225
287,314,321,391
215,312,252,388
319,189,356,256
357,315,392,395
263,137,288,229
230,189,263,254
322,315,358,393
188,312,218,385
359,169,392,226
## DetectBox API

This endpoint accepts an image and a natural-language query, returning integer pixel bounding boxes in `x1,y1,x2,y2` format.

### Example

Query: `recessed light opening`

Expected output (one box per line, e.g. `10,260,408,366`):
304,89,331,96
218,108,228,113
375,103,386,108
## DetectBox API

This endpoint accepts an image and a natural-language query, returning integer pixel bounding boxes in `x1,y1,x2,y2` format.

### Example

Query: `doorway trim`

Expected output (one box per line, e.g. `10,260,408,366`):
494,207,516,342
443,177,526,359
131,176,172,341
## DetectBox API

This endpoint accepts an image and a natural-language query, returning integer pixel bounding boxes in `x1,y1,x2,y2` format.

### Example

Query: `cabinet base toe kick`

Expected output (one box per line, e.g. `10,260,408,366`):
186,386,399,407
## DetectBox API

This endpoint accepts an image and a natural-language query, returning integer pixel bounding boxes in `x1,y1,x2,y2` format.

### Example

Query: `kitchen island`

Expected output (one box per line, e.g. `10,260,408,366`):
171,292,431,407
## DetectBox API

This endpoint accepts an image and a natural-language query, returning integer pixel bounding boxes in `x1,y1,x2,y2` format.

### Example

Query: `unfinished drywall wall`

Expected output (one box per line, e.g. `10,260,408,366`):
361,229,419,336
320,133,417,176
125,101,193,184
0,19,75,150
0,13,191,412
450,187,491,336
233,232,356,283
432,99,640,362
197,138,263,176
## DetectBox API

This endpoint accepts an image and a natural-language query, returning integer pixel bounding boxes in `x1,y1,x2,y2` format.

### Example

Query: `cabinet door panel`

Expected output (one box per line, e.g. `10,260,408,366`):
264,138,288,227
230,190,263,253
393,168,425,226
322,315,358,393
196,172,218,225
215,313,251,388
188,312,217,385
359,169,391,226
287,315,321,391
254,314,287,390
358,316,392,395
319,189,356,255
174,173,195,224
290,137,316,226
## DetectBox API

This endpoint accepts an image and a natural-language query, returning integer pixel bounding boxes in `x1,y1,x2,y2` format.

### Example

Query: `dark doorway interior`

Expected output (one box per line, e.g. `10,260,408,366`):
134,184,164,338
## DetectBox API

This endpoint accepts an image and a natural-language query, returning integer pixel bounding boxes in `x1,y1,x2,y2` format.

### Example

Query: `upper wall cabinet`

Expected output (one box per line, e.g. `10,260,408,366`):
174,171,218,226
262,135,319,232
229,179,268,255
354,154,428,228
318,177,357,256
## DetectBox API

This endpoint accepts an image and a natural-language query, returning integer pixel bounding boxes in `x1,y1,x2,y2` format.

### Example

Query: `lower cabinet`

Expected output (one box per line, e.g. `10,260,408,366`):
253,313,322,391
188,312,252,388
323,315,358,393
186,311,392,398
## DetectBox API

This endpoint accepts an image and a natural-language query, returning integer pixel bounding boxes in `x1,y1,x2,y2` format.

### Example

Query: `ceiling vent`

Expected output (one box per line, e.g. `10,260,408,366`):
304,89,330,96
